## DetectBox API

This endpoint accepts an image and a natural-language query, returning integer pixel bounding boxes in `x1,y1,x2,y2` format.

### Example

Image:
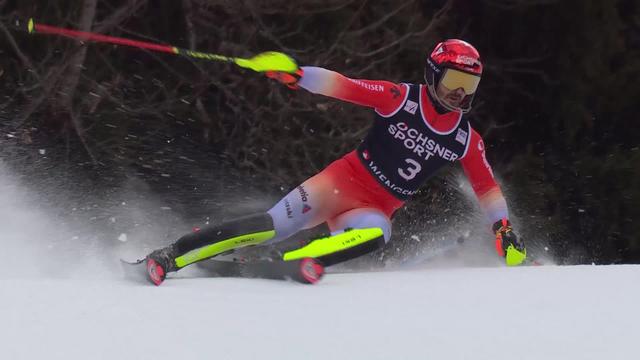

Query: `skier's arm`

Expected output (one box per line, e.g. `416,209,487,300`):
271,66,407,116
459,129,509,224
460,129,526,265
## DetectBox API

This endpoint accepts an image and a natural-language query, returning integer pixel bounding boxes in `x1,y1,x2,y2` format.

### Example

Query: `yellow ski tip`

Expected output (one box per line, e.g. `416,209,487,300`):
28,18,35,33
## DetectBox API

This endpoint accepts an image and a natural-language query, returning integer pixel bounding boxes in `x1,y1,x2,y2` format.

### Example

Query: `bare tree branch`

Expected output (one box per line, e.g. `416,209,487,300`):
482,0,558,10
0,21,40,81
93,0,147,33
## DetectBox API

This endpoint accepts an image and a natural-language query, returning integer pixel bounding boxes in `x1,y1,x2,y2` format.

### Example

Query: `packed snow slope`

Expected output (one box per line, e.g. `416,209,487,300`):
2,265,639,360
1,162,639,360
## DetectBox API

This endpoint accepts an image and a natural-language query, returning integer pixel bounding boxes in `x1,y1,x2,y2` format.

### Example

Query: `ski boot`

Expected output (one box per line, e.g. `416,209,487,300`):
296,257,325,284
146,244,179,286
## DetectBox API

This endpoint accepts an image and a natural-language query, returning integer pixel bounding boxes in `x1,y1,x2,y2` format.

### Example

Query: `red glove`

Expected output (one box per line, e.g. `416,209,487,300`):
265,69,304,89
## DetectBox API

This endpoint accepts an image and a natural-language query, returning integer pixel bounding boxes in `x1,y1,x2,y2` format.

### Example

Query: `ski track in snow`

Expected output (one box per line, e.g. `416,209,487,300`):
2,162,639,360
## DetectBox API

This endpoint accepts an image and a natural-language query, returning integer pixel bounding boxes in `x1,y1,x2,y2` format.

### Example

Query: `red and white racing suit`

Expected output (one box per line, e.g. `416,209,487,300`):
266,67,509,243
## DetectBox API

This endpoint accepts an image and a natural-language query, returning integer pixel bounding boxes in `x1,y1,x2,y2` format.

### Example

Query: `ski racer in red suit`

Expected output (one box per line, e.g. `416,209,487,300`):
144,39,527,285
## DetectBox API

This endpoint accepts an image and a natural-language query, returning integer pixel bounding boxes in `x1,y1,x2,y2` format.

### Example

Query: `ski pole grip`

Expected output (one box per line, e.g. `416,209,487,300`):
10,18,35,33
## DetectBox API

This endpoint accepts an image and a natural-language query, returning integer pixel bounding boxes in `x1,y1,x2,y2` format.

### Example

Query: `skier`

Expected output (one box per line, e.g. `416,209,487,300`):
144,39,526,285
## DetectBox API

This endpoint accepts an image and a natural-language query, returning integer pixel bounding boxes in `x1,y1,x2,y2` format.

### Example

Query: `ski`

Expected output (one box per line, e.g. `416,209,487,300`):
197,257,325,284
120,258,173,286
120,258,148,284
121,256,324,285
120,257,178,286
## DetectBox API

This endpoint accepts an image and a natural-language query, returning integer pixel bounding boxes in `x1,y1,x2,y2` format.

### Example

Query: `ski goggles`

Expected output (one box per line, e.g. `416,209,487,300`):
440,68,481,95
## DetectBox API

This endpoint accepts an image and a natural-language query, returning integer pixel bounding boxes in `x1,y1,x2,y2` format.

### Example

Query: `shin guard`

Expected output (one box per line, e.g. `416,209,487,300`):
174,213,275,269
282,228,385,266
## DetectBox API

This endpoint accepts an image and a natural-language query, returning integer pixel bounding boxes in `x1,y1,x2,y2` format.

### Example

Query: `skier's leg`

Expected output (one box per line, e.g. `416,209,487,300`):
328,207,393,242
266,175,349,243
172,212,276,267
266,155,398,244
144,212,276,283
307,208,391,266
275,208,392,267
147,162,351,279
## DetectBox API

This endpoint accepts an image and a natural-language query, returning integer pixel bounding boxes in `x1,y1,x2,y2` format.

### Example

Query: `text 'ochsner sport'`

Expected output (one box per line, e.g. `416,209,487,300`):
388,122,461,161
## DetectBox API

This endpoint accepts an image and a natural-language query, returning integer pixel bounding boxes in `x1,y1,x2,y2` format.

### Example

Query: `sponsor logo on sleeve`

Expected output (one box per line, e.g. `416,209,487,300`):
297,186,312,214
390,86,401,99
349,79,384,92
284,199,293,219
403,100,418,115
455,128,468,145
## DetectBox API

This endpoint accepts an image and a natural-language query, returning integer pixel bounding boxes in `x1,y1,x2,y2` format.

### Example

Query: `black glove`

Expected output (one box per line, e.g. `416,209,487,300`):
492,219,526,266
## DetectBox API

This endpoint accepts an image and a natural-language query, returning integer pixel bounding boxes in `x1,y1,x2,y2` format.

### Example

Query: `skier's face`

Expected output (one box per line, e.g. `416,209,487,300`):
436,82,466,108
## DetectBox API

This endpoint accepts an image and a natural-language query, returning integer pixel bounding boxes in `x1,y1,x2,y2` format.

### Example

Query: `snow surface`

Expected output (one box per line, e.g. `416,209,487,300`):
2,265,640,360
2,162,639,360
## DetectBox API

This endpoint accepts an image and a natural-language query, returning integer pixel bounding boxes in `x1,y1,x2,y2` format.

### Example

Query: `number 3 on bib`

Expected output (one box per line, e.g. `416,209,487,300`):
398,158,421,180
